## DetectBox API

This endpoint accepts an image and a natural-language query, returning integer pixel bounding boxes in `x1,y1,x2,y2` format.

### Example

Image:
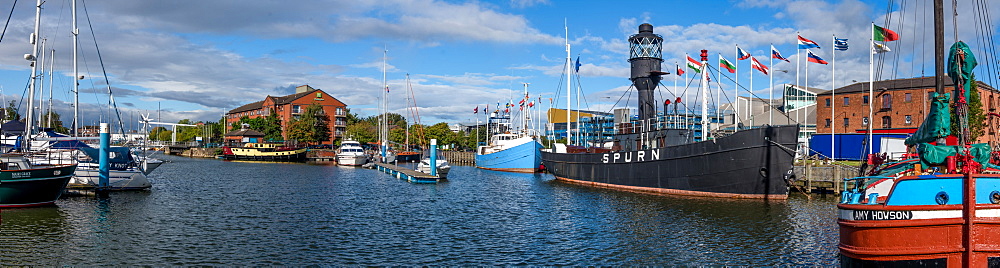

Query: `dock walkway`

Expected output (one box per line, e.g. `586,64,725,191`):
375,163,443,184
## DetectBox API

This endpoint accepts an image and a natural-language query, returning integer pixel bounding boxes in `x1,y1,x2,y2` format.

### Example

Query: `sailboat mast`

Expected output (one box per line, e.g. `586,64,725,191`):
522,83,529,134
73,0,79,136
381,49,387,159
24,0,43,150
564,22,572,145
47,48,54,128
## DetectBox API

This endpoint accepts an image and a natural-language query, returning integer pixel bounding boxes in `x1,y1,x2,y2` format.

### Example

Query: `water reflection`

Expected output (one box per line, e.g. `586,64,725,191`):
0,154,840,266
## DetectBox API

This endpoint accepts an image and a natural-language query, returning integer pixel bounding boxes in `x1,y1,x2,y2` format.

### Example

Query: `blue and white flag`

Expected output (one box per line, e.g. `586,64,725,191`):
835,38,849,51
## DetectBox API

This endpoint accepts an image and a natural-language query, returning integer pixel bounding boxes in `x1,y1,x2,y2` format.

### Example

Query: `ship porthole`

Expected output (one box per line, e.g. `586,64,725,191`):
991,191,1000,204
935,191,949,205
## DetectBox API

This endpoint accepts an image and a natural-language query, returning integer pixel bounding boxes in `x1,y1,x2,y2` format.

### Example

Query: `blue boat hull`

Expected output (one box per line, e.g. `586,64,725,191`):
475,140,542,173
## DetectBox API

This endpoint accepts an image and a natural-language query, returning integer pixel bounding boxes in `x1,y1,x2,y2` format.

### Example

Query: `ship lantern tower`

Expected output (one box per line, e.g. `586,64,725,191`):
628,23,664,122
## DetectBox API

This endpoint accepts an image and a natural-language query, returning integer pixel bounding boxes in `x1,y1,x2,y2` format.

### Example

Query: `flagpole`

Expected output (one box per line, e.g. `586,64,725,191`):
749,58,753,126
868,22,875,157
717,54,722,119
684,54,689,130
769,44,774,125
796,32,801,98
700,50,709,140
832,35,837,161
734,46,740,129
564,21,572,146
805,50,809,127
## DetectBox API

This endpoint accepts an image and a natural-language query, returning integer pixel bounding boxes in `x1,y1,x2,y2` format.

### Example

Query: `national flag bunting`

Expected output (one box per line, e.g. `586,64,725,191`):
575,56,581,73
676,64,684,76
750,57,769,75
873,25,899,42
771,45,790,62
806,50,829,64
834,38,849,51
737,46,751,60
798,35,820,49
528,101,534,108
719,55,736,73
686,55,702,73
474,106,478,114
872,41,891,54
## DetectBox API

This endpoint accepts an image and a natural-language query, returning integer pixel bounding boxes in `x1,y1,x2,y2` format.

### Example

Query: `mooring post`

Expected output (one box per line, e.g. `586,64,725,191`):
430,139,437,176
98,122,110,190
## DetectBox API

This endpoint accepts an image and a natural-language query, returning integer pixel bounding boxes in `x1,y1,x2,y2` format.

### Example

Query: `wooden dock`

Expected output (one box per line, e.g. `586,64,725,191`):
375,163,443,183
788,162,860,195
440,151,475,165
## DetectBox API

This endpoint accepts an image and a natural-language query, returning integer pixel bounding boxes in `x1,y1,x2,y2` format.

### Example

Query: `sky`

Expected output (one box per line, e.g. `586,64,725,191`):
0,0,997,130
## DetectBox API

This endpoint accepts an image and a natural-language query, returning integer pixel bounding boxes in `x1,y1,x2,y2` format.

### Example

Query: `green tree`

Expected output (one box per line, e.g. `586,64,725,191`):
424,122,456,146
156,129,173,141
344,120,377,144
286,103,331,144
230,109,283,141
3,100,19,121
38,111,68,133
148,126,168,141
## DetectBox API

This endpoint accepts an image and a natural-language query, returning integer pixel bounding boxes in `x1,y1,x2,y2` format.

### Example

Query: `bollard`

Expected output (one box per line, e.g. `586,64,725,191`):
98,123,110,190
430,139,437,176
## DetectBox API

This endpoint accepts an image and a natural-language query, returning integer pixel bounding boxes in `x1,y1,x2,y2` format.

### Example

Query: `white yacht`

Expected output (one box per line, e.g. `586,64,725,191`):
336,139,369,166
416,154,451,178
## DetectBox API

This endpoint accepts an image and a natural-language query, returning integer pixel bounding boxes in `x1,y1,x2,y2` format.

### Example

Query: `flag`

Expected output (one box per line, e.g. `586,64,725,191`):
737,46,751,60
798,35,820,49
873,25,899,42
474,106,478,114
872,41,892,54
771,45,790,62
528,101,534,108
806,50,829,64
575,56,581,73
686,55,702,73
719,55,736,73
834,38,849,51
519,98,526,105
485,106,488,113
750,57,769,75
504,108,509,113
385,85,390,92
676,64,684,76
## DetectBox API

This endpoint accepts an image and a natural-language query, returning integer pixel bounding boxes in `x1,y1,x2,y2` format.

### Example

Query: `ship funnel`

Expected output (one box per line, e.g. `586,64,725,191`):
628,23,663,121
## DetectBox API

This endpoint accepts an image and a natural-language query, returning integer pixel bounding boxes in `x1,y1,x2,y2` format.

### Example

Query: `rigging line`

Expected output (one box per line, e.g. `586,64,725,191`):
888,0,907,82
82,0,125,135
707,64,797,124
605,84,633,115
973,0,999,91
0,0,15,44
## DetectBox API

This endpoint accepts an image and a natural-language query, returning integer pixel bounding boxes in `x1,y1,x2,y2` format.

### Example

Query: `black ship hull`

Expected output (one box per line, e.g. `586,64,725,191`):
541,125,799,199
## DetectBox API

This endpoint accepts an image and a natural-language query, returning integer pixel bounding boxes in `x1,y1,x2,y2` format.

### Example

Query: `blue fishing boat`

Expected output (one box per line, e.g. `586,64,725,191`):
475,82,543,173
476,133,542,173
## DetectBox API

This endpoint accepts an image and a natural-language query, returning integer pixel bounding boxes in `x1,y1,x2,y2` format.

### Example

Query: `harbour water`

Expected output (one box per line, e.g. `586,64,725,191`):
0,153,840,266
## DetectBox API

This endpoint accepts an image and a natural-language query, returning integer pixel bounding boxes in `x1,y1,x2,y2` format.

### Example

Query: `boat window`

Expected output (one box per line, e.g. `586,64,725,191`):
5,162,19,170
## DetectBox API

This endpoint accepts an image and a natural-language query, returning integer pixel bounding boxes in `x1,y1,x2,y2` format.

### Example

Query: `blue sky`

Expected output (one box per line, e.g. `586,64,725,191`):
0,0,996,129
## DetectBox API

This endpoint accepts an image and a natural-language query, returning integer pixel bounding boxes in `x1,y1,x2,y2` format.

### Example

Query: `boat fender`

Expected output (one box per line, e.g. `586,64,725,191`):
991,190,1000,204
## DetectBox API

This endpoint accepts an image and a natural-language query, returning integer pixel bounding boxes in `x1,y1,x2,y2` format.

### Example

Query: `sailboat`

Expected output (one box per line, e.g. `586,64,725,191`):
837,0,1000,265
540,24,799,199
0,0,79,207
26,0,160,190
475,83,542,173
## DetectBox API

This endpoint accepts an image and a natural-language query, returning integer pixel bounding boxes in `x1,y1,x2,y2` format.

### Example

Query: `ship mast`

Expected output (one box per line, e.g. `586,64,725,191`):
564,21,572,145
24,0,43,151
699,50,709,140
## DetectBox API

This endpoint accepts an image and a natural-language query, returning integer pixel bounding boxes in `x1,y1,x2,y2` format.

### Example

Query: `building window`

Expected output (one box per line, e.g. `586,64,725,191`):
882,94,892,109
843,118,849,127
825,119,831,127
905,93,912,102
863,95,869,104
905,115,912,125
881,116,891,128
336,108,345,116
292,105,302,114
824,98,830,107
862,117,869,126
843,97,850,106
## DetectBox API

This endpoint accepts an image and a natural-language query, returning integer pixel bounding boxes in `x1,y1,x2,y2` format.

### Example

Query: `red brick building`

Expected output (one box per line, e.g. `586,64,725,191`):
815,76,1000,146
225,85,347,144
